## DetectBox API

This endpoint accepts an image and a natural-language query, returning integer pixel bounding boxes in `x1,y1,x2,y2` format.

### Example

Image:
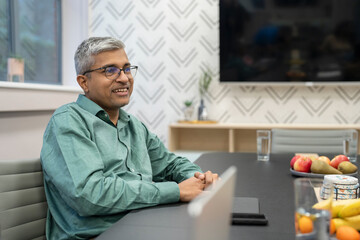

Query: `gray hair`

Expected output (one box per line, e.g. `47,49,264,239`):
74,37,126,75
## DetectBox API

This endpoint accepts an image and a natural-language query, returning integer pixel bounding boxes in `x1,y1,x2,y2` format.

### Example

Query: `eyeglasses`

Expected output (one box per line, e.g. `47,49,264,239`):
83,65,138,80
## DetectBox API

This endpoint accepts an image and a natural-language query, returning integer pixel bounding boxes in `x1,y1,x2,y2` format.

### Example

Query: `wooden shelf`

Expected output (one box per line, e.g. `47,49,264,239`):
168,123,360,153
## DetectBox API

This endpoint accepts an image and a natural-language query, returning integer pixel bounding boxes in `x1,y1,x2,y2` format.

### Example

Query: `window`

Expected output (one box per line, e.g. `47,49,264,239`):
0,0,61,84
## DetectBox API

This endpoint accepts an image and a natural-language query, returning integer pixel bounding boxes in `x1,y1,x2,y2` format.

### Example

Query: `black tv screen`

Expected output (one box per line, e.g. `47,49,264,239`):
219,0,360,83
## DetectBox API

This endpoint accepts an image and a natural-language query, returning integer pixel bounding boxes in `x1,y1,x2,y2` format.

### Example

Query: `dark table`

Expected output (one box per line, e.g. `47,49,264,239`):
195,152,296,240
98,152,356,240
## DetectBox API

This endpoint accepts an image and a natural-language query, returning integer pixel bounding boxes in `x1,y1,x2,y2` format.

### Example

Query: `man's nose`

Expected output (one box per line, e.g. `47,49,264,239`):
115,70,129,82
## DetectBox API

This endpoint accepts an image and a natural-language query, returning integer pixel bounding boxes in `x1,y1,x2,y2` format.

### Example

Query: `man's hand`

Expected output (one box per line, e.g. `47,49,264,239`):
194,170,219,189
178,177,205,202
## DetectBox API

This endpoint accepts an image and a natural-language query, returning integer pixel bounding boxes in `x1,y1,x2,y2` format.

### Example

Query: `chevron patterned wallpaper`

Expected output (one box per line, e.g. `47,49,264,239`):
88,0,360,145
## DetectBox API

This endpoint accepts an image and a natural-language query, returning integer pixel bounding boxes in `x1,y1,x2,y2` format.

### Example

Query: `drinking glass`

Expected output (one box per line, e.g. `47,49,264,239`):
294,178,333,240
343,130,358,163
257,130,271,161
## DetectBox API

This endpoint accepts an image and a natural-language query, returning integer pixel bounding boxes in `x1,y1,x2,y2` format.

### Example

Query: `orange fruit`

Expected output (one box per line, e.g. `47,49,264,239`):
336,225,360,240
298,216,313,234
295,214,299,233
330,219,336,235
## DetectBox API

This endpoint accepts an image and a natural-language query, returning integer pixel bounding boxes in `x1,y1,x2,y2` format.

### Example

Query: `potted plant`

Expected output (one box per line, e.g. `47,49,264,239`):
183,100,194,121
198,69,212,121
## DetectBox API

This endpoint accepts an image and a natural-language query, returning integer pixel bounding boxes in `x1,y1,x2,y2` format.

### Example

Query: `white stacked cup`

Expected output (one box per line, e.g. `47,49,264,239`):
320,175,359,200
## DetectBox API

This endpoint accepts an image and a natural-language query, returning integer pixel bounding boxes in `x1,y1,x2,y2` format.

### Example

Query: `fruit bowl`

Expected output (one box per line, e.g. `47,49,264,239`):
290,154,358,177
290,168,358,178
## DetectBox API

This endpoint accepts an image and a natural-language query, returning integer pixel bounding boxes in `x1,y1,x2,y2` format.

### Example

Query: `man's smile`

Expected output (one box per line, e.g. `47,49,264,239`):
112,87,129,96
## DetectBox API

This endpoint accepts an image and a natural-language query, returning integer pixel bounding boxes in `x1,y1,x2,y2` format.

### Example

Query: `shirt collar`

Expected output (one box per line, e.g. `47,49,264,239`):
76,94,130,122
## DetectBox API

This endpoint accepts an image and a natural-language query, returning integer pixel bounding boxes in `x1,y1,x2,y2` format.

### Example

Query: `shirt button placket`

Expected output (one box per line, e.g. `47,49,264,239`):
128,146,135,172
123,141,134,173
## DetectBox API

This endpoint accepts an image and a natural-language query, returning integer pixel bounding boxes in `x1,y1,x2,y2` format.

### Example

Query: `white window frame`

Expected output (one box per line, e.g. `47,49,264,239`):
61,0,89,88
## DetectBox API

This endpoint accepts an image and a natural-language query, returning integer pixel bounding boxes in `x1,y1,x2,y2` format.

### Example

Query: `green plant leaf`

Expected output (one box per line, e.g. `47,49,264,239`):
184,100,193,107
199,68,212,97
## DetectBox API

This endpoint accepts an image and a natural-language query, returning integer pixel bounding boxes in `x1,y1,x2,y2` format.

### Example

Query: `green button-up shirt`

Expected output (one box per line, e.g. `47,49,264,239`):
40,94,202,239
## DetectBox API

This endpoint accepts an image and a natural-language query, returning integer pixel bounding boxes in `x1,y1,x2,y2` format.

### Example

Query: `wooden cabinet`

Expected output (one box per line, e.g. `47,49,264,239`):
168,123,360,153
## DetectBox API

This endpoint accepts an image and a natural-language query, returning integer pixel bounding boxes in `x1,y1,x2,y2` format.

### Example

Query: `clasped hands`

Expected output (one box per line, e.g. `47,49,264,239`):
178,170,219,202
194,171,219,189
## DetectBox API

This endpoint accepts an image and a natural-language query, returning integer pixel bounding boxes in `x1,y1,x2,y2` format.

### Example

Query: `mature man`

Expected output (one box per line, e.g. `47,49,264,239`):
40,37,218,239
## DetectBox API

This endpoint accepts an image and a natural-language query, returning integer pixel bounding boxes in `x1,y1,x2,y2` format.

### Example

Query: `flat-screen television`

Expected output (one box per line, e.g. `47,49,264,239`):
219,0,360,83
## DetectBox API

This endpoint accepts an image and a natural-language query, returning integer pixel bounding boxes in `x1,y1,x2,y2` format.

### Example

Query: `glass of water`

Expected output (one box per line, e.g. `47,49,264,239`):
256,130,271,161
343,130,358,163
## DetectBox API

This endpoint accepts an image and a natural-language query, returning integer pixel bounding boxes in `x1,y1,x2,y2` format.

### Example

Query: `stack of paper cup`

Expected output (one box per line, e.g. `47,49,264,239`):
320,175,359,200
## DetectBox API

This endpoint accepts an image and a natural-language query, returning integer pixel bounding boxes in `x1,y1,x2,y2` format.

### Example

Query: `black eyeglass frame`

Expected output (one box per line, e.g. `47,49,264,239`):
82,65,138,80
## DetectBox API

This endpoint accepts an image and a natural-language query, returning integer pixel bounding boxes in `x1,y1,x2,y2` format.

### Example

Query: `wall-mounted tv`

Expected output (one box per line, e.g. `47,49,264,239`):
220,0,360,83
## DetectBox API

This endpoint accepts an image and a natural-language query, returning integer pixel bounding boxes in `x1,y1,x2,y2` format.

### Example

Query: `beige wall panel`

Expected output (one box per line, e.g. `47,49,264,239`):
0,111,53,160
0,85,80,160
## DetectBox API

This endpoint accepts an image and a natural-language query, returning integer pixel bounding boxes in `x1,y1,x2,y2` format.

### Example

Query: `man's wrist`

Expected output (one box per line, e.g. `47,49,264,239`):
154,181,180,204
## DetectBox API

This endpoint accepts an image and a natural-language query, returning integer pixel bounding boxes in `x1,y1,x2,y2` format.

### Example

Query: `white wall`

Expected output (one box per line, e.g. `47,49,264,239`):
0,110,53,160
0,84,80,160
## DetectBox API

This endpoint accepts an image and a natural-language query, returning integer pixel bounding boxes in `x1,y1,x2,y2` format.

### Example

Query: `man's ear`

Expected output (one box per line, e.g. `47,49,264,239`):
77,75,89,93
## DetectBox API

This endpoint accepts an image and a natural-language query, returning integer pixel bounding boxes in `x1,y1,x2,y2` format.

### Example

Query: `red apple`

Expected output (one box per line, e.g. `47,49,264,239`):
317,156,331,165
293,156,312,173
330,155,350,169
290,155,302,169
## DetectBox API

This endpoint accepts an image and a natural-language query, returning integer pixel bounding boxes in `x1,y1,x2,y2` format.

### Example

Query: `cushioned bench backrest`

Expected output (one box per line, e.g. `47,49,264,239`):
271,129,358,154
0,158,47,240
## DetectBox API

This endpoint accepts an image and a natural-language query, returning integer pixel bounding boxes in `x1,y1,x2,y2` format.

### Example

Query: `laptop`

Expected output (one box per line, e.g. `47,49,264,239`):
187,166,237,240
96,166,237,240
